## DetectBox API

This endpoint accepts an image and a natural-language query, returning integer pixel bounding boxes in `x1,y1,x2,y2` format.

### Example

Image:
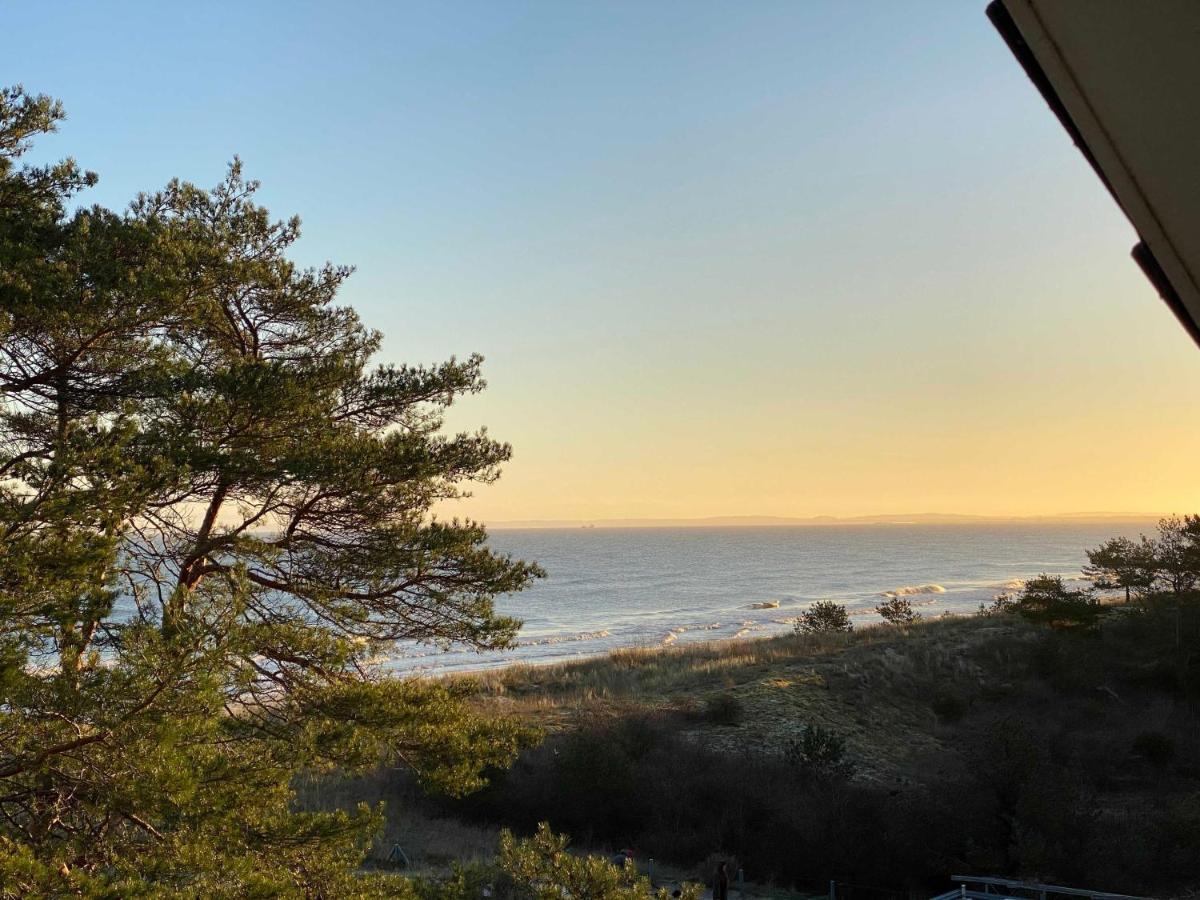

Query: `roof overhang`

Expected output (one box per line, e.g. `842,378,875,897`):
987,0,1200,347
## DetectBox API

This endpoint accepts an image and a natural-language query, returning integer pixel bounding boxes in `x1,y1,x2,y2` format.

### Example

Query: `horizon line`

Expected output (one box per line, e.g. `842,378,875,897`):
482,511,1171,530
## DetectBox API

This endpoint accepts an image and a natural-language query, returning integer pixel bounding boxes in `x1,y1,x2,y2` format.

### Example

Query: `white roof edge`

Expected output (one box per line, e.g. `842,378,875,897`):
992,0,1200,347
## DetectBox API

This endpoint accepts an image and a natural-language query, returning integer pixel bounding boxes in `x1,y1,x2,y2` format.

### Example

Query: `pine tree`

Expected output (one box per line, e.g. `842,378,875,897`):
0,86,541,896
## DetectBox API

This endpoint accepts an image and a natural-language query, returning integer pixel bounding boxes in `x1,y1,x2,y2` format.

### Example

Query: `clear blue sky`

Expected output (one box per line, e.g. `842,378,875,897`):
9,1,1200,519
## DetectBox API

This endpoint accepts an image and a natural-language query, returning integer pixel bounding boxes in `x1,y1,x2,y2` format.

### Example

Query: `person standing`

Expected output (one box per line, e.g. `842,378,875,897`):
713,861,729,900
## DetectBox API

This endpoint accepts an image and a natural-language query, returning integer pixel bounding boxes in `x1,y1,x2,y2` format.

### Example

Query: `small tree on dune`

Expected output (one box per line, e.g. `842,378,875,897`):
1084,517,1200,602
1012,574,1100,629
1084,536,1158,603
876,595,920,626
1083,518,1200,648
1152,515,1200,596
978,593,1016,617
784,721,855,779
795,600,853,635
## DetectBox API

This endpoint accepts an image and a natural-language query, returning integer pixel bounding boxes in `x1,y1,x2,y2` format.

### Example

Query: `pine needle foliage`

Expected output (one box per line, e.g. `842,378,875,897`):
0,86,542,896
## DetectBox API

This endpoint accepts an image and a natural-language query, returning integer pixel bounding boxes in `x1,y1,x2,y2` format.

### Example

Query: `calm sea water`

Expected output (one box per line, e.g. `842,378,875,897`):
389,520,1157,674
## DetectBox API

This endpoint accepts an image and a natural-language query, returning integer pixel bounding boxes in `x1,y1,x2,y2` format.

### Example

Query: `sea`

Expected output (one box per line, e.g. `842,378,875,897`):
387,519,1159,675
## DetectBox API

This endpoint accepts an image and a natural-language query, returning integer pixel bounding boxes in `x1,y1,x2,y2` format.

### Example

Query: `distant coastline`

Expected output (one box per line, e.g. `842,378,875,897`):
486,512,1164,530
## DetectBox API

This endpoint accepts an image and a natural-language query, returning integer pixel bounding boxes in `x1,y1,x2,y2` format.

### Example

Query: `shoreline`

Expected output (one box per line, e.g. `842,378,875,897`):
463,519,1147,679
384,574,1085,678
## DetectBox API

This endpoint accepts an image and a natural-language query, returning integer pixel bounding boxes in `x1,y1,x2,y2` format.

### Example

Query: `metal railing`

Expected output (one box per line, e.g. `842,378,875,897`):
929,875,1151,900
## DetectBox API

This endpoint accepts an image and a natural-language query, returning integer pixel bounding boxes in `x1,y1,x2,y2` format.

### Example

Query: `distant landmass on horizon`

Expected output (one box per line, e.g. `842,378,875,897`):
486,512,1165,530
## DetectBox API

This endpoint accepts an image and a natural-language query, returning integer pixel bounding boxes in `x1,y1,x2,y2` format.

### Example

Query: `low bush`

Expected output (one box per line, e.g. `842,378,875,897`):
784,722,855,779
1014,575,1102,629
977,593,1016,617
795,601,852,635
876,596,920,626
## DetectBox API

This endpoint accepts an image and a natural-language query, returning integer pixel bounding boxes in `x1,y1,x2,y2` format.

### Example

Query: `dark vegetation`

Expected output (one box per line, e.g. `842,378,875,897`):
396,611,1200,895
310,517,1200,896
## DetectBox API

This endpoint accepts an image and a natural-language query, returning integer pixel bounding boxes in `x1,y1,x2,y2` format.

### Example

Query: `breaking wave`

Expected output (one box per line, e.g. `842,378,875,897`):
881,583,946,598
519,629,611,647
662,622,724,645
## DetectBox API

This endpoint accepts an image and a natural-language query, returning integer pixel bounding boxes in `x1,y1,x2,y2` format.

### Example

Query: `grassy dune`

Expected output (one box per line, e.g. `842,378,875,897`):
301,610,1200,893
467,615,1043,784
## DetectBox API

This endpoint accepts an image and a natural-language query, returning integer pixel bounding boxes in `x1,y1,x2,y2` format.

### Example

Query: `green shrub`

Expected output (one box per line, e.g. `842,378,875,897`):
784,722,854,779
795,601,853,635
978,593,1016,617
876,595,920,626
498,824,702,900
1013,575,1101,629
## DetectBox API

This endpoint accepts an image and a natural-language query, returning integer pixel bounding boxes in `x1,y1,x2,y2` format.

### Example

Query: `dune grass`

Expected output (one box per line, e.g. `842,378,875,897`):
460,614,1040,764
301,616,1033,868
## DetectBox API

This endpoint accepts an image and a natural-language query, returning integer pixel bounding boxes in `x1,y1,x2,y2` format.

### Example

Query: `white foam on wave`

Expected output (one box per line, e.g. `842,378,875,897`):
662,620,727,646
665,622,719,637
746,600,780,609
881,583,946,598
519,629,611,647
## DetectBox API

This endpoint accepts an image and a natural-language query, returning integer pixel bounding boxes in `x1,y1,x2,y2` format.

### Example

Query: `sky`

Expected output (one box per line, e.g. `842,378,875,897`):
8,1,1200,522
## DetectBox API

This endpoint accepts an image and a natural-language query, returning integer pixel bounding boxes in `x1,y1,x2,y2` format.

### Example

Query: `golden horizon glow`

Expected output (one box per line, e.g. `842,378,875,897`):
12,3,1198,525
